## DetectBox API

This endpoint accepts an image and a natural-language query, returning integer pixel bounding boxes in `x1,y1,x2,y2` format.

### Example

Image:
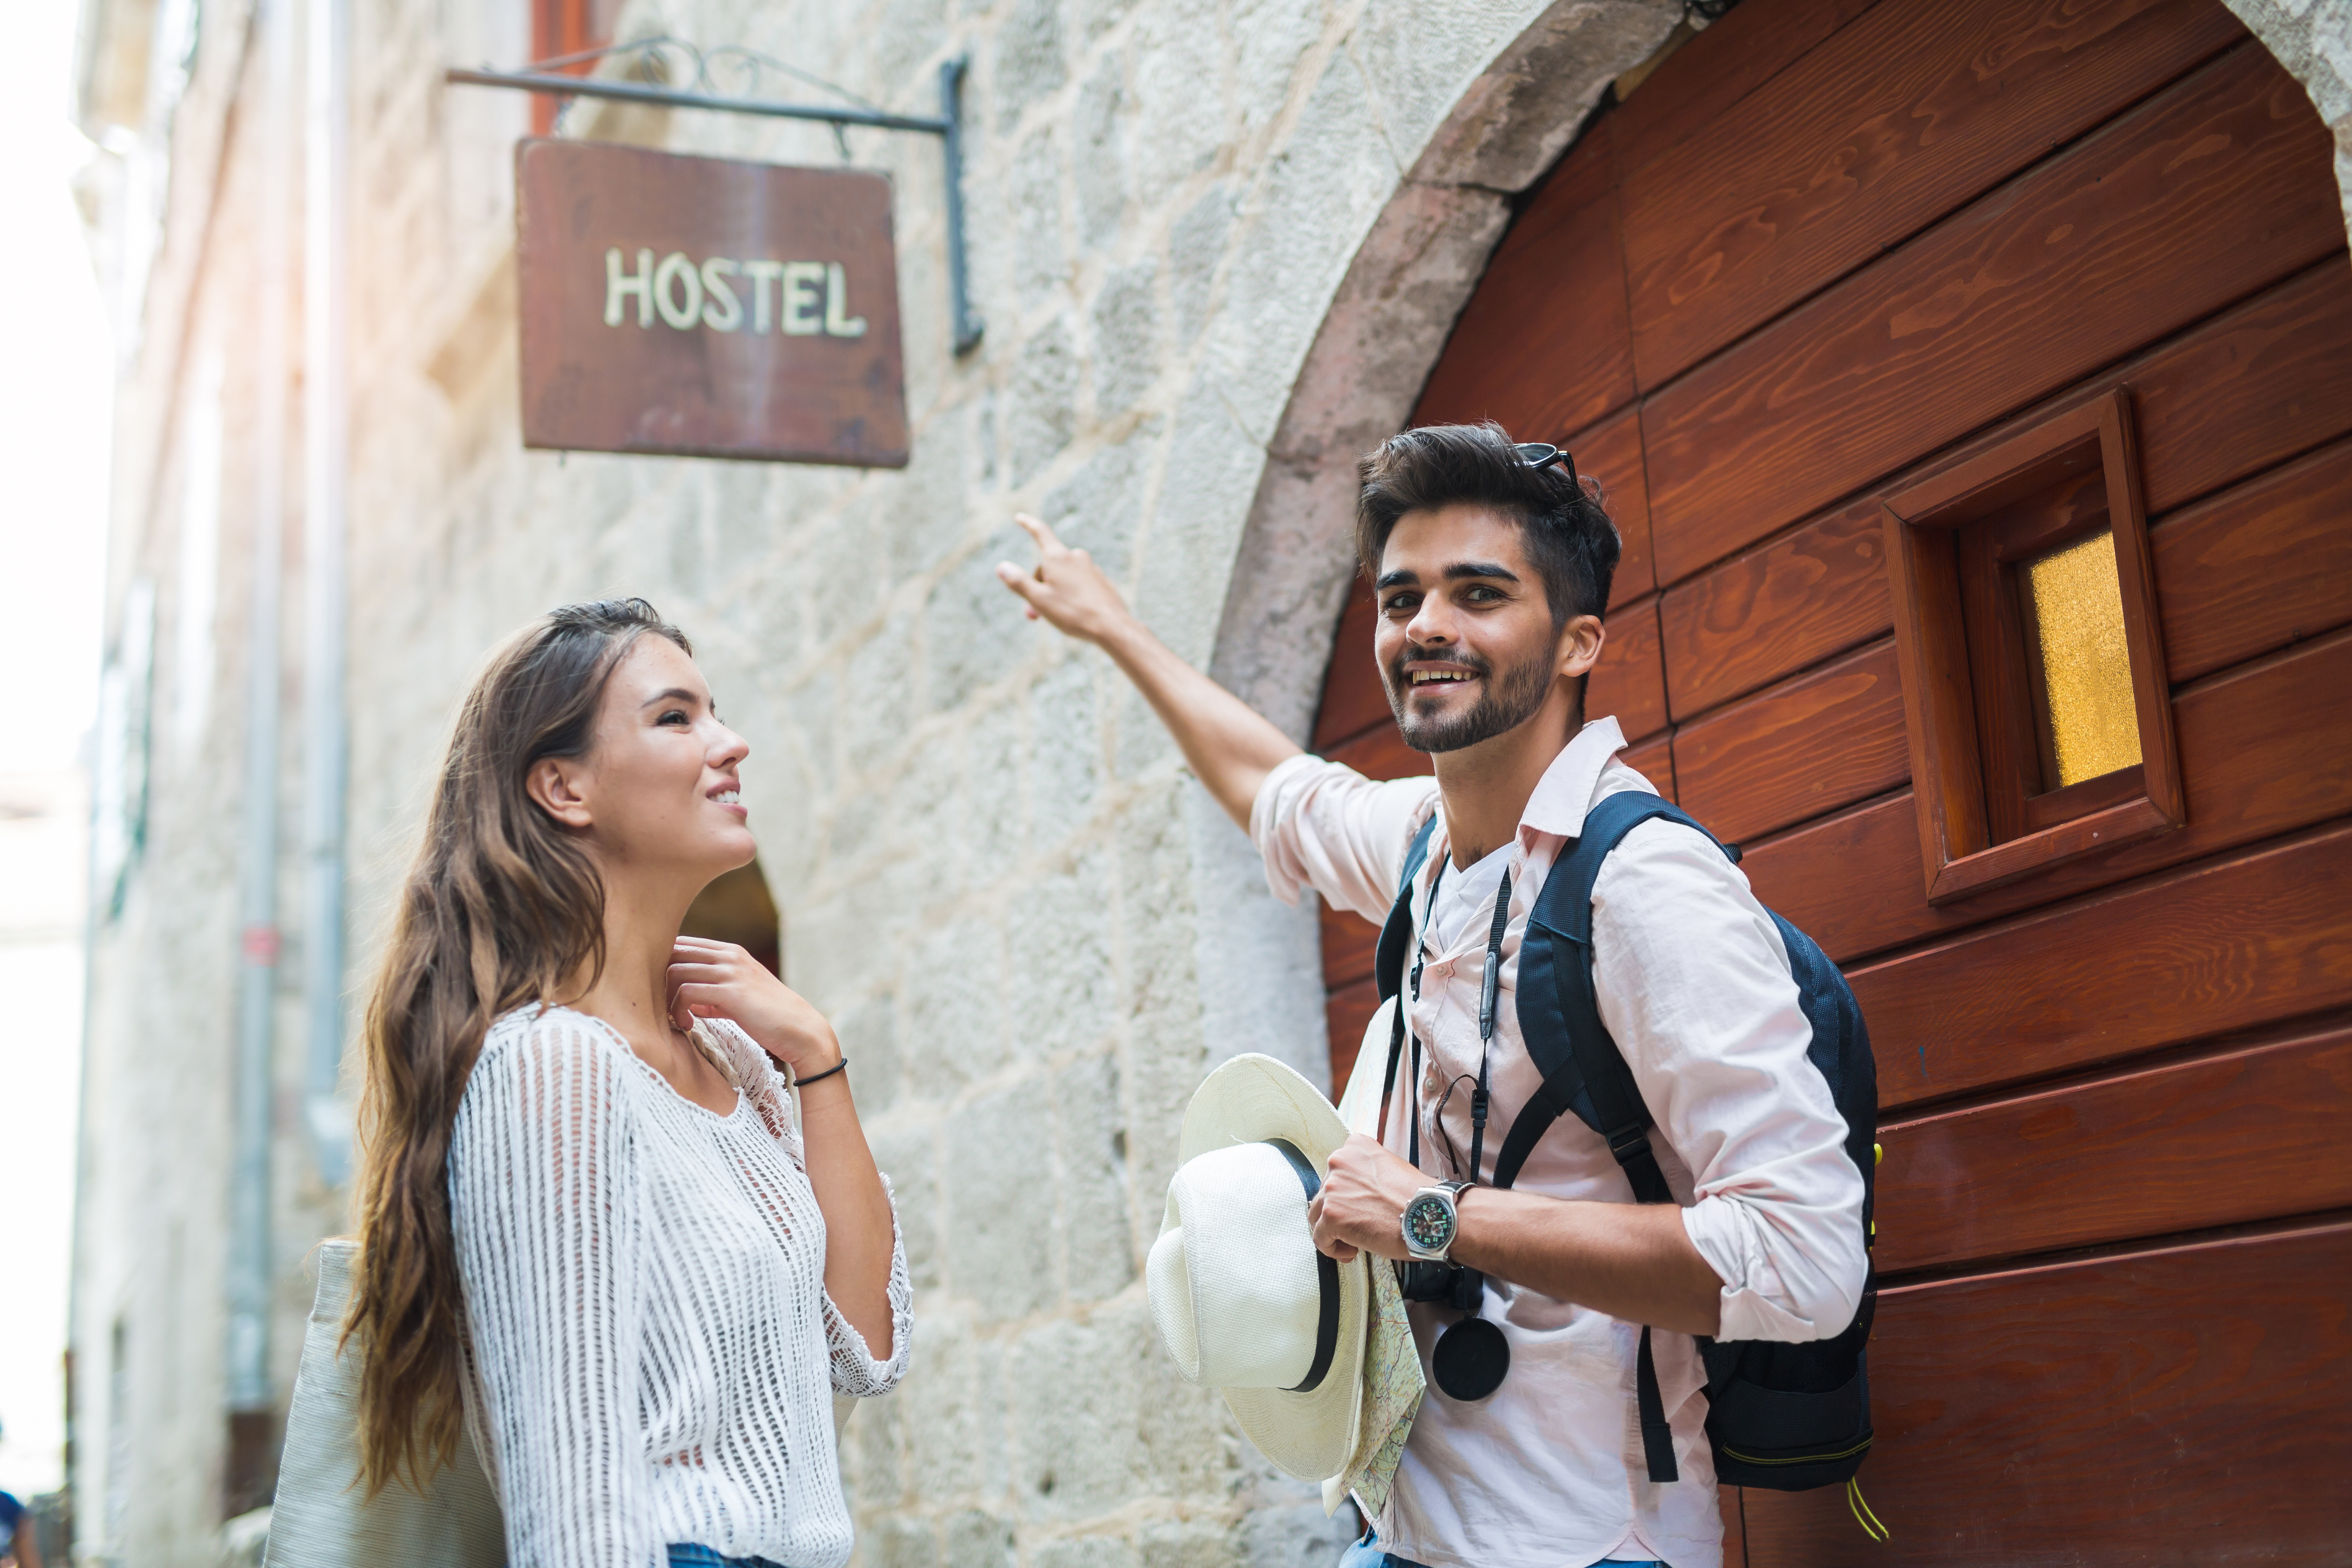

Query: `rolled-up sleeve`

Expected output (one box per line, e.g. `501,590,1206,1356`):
1589,820,1868,1344
824,1176,913,1396
1250,754,1439,922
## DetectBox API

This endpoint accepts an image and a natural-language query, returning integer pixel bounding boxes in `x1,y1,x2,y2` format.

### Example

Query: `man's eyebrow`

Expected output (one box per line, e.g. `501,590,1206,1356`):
1374,568,1420,592
640,687,703,708
1443,560,1521,583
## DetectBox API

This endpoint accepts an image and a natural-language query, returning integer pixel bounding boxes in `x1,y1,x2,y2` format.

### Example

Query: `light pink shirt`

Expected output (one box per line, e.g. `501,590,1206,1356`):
1252,717,1867,1568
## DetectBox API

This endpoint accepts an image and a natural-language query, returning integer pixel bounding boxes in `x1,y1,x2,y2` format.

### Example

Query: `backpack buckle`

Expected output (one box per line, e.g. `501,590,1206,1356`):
1606,1123,1652,1163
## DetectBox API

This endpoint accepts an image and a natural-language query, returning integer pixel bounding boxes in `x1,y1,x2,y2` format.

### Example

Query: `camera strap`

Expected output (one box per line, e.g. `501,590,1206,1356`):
1466,869,1512,1186
1404,855,1446,1169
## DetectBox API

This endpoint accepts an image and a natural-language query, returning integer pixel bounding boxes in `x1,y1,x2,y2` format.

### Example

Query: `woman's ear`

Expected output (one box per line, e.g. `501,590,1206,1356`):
525,755,595,830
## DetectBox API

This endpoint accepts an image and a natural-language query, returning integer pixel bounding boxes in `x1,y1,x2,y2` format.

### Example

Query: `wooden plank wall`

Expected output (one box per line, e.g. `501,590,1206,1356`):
1308,0,2352,1556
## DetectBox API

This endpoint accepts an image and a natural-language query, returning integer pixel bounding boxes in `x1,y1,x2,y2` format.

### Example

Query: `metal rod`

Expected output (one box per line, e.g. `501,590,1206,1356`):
304,0,354,1192
445,67,951,135
939,56,983,356
225,0,297,1419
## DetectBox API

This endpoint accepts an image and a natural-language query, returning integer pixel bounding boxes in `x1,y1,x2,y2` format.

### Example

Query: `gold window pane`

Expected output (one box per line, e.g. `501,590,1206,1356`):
2020,529,2141,789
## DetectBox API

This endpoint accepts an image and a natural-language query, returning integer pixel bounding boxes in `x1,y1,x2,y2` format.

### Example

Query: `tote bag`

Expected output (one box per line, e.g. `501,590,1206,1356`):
262,1239,505,1568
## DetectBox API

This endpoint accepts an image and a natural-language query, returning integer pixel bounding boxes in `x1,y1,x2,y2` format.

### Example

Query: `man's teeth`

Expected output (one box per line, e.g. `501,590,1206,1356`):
1411,671,1472,685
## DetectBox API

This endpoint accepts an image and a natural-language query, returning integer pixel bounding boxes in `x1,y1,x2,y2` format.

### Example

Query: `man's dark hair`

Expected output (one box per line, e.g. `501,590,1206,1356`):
1354,421,1620,626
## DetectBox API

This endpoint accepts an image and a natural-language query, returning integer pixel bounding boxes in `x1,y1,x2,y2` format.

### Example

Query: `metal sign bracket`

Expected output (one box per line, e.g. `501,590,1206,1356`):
449,45,984,355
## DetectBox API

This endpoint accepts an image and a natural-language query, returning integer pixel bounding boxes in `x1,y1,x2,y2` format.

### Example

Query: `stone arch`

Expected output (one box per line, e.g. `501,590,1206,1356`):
1196,0,2352,1083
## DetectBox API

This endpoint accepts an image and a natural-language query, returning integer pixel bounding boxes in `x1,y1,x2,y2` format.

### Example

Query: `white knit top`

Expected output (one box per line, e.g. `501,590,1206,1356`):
449,1005,911,1568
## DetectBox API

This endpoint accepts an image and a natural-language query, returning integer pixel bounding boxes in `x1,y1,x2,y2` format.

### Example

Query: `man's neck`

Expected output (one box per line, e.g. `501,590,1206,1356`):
1429,691,1582,867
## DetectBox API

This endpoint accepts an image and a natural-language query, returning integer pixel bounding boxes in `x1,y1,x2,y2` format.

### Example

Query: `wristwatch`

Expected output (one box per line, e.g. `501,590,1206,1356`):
1400,1180,1472,1261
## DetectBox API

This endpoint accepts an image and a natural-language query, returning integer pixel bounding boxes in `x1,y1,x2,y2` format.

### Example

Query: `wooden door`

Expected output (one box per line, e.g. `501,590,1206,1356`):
1311,0,2352,1558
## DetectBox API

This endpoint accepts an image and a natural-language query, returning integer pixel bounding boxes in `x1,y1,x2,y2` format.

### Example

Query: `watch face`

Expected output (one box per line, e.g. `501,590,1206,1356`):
1402,1192,1457,1255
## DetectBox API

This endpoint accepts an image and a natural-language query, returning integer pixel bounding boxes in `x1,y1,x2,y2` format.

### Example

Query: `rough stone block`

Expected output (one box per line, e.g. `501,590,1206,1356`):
1074,52,1128,249
1126,0,1225,194
1169,184,1236,344
869,1119,943,1293
1035,1537,1145,1568
995,0,1069,132
1141,1518,1243,1568
900,1311,1016,1497
1113,784,1200,1019
883,730,975,902
834,992,904,1118
1070,0,1140,41
1007,855,1116,1058
899,914,1013,1095
880,402,985,580
1109,679,1179,782
944,1079,1060,1320
1041,423,1156,584
1007,322,1082,486
1007,1306,1150,1517
843,606,923,779
1120,1004,1208,1232
1089,256,1161,419
846,1384,910,1507
943,1508,1018,1568
1027,654,1102,837
1135,381,1267,658
1184,787,1328,1088
1052,1050,1135,1302
960,701,1031,883
863,1513,943,1568
924,528,1029,713
1236,1503,1356,1568
1010,127,1071,311
1209,54,1394,430
1231,0,1323,137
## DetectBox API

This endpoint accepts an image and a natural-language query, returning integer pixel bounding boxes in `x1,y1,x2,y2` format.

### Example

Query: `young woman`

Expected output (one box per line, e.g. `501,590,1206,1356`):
346,598,907,1568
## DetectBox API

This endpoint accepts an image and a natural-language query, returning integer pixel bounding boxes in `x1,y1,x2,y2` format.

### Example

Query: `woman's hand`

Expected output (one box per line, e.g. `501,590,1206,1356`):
666,936,842,1077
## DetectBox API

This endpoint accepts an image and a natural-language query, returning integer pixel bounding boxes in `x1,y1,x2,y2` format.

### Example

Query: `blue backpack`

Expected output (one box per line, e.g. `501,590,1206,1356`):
1373,790,1878,1493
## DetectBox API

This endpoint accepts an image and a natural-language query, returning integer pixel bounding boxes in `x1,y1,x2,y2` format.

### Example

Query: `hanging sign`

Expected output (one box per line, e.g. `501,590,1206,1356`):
517,140,908,467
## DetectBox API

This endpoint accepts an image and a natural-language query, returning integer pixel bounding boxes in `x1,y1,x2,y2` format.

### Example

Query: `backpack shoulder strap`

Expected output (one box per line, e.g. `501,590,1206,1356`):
1494,790,1731,1198
1370,811,1441,1109
1375,811,1439,1004
1498,788,1735,1486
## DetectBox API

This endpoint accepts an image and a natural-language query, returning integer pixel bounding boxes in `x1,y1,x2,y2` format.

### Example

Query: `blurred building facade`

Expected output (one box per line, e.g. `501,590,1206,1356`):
62,0,2352,1566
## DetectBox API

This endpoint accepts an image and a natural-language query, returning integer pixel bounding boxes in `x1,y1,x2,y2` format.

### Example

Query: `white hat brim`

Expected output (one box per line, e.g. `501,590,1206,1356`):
1173,1054,1368,1481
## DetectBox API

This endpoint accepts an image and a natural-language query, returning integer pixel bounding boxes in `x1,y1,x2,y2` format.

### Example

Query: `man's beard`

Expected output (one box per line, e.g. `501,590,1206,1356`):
1384,642,1556,754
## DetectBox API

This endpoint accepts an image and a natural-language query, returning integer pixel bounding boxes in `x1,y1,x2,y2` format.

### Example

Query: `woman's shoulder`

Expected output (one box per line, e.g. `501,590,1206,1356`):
476,1004,646,1086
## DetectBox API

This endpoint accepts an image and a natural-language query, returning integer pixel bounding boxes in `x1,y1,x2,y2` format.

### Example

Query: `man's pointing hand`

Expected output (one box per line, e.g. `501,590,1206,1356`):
996,512,1136,647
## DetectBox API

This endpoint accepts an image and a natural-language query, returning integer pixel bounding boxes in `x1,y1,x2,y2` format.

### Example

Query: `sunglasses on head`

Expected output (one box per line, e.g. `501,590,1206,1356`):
1513,442,1580,488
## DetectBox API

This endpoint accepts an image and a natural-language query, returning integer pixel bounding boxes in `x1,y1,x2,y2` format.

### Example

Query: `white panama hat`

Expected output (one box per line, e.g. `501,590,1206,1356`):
1147,1053,1369,1482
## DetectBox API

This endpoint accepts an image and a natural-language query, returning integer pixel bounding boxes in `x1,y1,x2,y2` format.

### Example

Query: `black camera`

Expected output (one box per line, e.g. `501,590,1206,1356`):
1396,1260,1486,1313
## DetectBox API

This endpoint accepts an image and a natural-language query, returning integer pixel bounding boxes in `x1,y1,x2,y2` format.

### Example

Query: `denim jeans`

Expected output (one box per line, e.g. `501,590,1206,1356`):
668,1546,791,1568
1339,1527,1663,1568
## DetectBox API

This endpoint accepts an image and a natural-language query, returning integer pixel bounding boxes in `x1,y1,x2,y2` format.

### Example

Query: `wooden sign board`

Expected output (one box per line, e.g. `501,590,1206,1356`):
517,140,908,466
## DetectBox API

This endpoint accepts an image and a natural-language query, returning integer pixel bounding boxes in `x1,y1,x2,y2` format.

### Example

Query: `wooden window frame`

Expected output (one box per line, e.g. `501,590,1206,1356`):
1881,388,2184,903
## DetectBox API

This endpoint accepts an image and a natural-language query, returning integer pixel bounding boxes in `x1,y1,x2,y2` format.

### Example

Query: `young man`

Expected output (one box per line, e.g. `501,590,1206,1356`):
997,423,1866,1568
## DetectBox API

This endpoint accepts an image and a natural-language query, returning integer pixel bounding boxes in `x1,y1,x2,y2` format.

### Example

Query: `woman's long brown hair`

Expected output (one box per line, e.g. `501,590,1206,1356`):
347,598,690,1494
